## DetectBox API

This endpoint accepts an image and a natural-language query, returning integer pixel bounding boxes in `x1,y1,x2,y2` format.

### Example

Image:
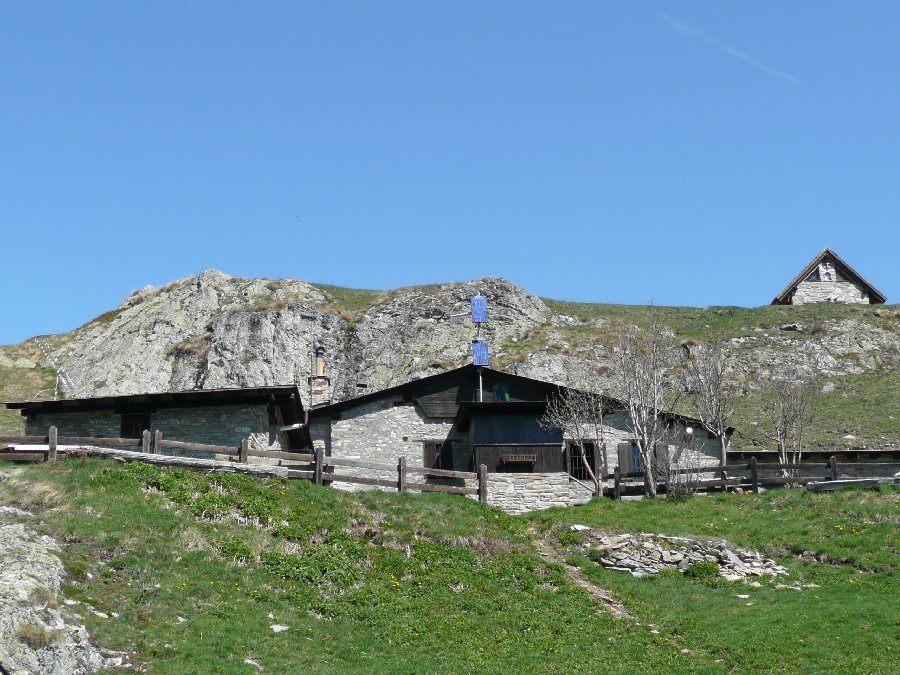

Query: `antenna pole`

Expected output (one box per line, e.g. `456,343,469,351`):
478,367,483,402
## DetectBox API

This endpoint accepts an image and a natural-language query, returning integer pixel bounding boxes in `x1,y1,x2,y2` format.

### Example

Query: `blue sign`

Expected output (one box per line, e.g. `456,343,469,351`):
471,296,487,324
472,339,489,366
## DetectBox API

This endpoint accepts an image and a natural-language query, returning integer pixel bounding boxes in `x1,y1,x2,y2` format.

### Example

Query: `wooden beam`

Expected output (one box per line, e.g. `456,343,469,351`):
398,456,407,493
48,426,57,462
477,464,487,504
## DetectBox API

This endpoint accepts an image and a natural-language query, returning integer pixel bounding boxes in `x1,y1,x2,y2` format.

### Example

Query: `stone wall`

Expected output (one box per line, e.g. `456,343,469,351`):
571,412,721,477
24,404,286,451
25,412,121,439
151,404,288,451
314,397,460,489
486,473,573,514
793,279,870,305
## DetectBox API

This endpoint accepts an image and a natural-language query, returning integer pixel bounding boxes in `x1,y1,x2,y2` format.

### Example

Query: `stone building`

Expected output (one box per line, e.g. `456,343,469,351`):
5,386,309,452
308,364,723,513
772,248,887,305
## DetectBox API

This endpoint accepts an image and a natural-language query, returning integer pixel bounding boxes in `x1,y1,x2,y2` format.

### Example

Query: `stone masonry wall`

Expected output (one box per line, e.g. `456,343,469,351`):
575,412,721,477
25,412,121,439
24,404,285,451
793,279,870,305
151,404,288,451
486,473,573,514
317,397,459,490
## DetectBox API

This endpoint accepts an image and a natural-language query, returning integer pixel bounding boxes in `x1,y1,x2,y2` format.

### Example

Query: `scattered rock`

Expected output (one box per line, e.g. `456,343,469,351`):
570,524,590,532
270,624,289,633
0,506,34,518
583,531,788,580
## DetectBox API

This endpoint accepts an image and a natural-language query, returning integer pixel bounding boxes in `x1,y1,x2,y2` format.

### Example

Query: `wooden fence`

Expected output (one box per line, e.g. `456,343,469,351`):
0,427,488,503
611,457,900,498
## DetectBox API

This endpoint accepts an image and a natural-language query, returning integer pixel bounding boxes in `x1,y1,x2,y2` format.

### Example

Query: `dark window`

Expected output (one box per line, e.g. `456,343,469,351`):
807,269,821,282
424,441,453,470
568,442,595,480
120,413,151,439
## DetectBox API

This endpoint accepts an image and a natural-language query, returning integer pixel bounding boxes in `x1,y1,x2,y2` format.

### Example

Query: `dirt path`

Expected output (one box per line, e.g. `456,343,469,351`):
530,527,632,618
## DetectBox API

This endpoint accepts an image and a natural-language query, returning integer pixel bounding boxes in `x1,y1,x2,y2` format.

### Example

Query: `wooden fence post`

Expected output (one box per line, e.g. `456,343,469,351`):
750,457,759,494
153,430,163,455
477,464,487,504
613,466,622,500
398,456,406,493
314,449,323,485
142,430,150,453
239,439,249,463
48,426,58,462
829,456,838,481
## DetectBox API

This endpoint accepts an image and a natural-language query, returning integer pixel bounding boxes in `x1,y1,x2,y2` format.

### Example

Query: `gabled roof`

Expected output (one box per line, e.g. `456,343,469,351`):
307,364,561,417
307,364,727,435
772,247,887,305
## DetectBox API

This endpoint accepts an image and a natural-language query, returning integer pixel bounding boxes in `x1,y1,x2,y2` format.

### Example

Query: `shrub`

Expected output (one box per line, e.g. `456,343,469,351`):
684,560,720,579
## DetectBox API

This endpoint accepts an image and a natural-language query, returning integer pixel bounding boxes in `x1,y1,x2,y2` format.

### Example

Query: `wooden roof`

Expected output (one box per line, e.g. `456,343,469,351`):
772,247,887,305
5,385,309,447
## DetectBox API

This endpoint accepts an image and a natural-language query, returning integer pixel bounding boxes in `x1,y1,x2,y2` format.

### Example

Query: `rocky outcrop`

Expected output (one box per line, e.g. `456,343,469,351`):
581,531,788,579
14,270,900,432
40,272,555,406
0,518,115,674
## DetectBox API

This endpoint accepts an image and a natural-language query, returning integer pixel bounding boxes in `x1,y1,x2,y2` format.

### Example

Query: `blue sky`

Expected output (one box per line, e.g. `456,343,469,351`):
1,2,898,344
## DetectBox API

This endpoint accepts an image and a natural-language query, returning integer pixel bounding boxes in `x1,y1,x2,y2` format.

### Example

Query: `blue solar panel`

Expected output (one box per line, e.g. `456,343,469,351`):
472,339,489,366
471,296,488,324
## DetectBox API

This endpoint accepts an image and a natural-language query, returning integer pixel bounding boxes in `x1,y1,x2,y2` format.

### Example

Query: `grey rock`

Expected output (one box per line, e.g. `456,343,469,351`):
0,523,113,673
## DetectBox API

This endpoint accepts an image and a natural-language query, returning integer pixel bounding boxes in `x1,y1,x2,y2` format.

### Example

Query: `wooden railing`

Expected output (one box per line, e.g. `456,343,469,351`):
611,457,900,499
0,427,489,502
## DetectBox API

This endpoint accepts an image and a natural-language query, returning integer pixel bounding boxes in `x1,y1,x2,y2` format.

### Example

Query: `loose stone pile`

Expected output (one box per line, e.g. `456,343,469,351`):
581,530,789,580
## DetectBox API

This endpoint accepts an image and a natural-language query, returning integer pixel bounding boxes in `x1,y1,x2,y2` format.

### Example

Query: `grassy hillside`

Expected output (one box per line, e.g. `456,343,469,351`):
0,341,57,435
1,457,896,673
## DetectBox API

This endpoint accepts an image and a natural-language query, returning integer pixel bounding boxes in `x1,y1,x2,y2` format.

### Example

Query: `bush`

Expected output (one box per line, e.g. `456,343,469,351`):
684,561,720,579
683,560,727,587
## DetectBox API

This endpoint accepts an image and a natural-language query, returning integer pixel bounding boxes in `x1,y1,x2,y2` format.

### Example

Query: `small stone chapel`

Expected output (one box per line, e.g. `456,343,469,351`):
771,248,887,305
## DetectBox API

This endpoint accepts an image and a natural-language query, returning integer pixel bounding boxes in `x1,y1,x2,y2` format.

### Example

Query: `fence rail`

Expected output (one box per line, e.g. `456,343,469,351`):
611,456,900,498
0,427,488,503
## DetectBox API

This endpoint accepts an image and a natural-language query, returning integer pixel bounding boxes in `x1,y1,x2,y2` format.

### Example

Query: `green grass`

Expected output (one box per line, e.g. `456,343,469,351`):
311,282,458,316
1,458,896,673
729,368,900,451
0,459,700,673
0,341,58,434
528,489,899,673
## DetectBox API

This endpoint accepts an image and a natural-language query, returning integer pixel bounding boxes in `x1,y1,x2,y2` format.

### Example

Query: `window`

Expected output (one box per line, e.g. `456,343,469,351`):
629,443,643,472
424,441,453,470
568,442,596,481
120,413,151,439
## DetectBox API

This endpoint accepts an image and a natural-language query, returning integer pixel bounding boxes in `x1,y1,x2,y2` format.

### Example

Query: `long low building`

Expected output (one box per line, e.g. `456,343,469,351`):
5,386,309,452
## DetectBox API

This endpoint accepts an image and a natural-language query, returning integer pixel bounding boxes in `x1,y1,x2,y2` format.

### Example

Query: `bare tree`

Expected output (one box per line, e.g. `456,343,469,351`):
682,339,742,466
610,320,683,497
541,380,608,497
754,365,820,476
651,430,706,499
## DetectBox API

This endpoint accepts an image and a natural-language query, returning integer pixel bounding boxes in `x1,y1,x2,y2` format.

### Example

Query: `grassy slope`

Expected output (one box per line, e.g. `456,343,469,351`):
528,300,900,451
1,458,897,673
0,341,57,435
